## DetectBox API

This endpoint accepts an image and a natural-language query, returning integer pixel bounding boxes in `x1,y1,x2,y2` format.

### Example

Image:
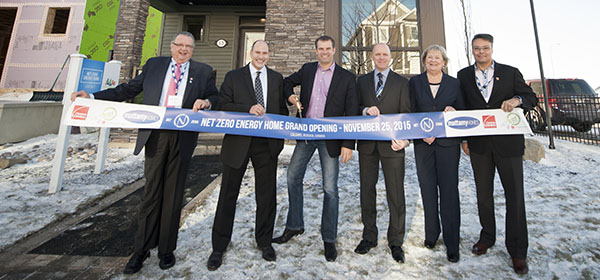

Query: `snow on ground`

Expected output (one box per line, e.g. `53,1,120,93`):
1,133,599,279
0,132,143,251
120,135,600,280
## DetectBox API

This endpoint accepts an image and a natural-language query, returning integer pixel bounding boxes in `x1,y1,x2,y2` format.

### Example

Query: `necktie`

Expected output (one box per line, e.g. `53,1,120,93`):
255,71,264,107
166,63,181,107
376,72,384,101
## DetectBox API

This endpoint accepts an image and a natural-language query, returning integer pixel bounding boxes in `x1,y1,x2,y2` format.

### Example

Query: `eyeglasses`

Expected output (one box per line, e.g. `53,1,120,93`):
172,42,194,49
473,46,492,52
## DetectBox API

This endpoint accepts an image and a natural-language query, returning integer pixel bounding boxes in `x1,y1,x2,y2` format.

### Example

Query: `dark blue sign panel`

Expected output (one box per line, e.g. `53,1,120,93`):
77,59,105,93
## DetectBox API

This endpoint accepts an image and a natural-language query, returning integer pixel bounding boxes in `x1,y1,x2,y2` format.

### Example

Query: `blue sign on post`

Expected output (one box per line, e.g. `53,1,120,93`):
77,59,105,93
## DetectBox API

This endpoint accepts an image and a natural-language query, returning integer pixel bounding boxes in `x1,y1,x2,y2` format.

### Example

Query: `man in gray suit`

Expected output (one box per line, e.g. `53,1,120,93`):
354,43,411,263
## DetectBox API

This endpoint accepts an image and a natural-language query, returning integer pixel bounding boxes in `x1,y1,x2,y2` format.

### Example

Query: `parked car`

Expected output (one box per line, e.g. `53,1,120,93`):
526,78,600,132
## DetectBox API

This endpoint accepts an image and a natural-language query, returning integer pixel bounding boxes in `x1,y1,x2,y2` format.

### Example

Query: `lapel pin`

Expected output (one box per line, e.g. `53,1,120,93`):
496,77,500,81
189,77,193,83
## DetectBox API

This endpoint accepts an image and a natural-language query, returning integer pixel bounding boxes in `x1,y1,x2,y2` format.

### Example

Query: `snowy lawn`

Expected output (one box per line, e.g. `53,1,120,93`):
0,133,143,251
122,136,600,279
1,133,598,279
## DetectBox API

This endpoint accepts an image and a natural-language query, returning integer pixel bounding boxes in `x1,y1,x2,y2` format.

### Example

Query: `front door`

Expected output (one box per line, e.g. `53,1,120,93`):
237,29,264,68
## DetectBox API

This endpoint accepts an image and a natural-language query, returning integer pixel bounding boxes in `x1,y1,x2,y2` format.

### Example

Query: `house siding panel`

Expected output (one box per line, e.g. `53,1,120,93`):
161,13,236,87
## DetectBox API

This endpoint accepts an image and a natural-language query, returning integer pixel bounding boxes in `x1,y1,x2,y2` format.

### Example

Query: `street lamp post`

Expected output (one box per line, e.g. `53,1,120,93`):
529,0,555,149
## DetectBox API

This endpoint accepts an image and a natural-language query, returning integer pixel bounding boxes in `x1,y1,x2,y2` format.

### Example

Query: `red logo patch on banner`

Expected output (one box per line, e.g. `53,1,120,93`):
72,105,90,120
482,115,497,128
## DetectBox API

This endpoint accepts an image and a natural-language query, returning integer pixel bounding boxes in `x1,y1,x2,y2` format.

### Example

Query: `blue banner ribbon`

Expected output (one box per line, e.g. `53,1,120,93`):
161,109,446,140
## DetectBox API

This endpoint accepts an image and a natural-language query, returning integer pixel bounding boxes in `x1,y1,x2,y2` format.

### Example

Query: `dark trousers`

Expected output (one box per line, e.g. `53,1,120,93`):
212,137,277,252
414,142,461,254
358,150,406,247
470,150,528,259
134,130,190,254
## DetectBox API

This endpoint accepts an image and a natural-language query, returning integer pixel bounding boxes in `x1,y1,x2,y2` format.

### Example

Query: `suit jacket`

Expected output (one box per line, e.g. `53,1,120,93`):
284,62,359,157
410,72,465,147
218,65,289,169
93,56,219,158
457,62,537,156
357,70,411,157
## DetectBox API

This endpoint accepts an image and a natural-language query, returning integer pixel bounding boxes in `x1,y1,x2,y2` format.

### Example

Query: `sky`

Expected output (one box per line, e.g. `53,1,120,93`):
443,0,600,89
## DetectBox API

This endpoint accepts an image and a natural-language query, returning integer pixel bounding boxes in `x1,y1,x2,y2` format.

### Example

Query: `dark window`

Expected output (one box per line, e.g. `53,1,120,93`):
45,8,70,34
184,16,205,42
551,79,595,96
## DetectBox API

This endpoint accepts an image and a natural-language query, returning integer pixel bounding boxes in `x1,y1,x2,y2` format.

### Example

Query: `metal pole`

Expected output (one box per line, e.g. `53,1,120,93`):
529,0,555,149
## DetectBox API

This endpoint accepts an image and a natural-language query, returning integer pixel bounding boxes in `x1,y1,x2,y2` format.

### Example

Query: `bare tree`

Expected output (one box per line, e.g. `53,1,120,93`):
460,0,473,65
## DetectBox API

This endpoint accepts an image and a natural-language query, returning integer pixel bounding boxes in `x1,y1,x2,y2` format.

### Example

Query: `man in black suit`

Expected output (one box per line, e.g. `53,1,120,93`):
272,35,359,262
206,40,288,270
354,43,411,263
71,31,218,274
457,33,537,275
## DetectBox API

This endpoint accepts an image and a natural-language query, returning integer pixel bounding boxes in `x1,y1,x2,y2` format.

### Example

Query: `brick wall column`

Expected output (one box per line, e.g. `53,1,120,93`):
265,0,325,76
113,0,150,82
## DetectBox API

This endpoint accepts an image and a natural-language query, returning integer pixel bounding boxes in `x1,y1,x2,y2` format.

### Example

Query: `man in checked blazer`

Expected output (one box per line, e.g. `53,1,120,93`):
457,33,537,275
353,43,411,263
71,31,218,274
207,40,289,271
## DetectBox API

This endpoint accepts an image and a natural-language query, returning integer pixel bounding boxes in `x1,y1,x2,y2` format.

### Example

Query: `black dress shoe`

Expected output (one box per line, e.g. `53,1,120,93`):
512,258,529,274
390,246,405,263
324,242,337,262
123,251,150,274
207,251,224,271
447,251,460,263
260,246,276,262
424,240,436,249
354,239,377,254
158,251,176,270
472,241,491,255
272,228,304,244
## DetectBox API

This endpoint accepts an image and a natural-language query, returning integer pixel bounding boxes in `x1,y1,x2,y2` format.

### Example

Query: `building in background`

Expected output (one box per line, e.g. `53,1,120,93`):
0,0,161,91
0,0,445,90
343,0,420,75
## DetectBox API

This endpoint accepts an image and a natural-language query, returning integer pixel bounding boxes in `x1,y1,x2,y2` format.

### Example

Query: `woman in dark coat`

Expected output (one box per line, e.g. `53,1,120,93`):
409,45,465,263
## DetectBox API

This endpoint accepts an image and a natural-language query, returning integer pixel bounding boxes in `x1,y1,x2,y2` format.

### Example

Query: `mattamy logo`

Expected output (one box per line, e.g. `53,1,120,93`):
447,116,480,129
123,110,161,124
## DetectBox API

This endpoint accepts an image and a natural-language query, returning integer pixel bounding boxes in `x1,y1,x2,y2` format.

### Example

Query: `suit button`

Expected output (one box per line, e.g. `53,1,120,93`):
486,105,490,108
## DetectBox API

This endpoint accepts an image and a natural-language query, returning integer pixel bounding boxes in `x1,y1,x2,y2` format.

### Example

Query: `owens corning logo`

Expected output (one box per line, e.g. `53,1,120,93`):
482,115,497,128
71,105,90,120
123,110,160,124
447,117,480,129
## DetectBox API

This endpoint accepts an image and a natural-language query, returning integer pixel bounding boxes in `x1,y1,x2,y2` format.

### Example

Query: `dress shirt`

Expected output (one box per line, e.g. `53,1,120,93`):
474,61,495,103
249,64,268,108
306,62,335,118
158,59,190,108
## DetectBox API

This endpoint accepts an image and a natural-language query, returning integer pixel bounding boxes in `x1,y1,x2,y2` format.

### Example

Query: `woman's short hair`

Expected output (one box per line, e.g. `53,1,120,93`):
421,44,449,66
